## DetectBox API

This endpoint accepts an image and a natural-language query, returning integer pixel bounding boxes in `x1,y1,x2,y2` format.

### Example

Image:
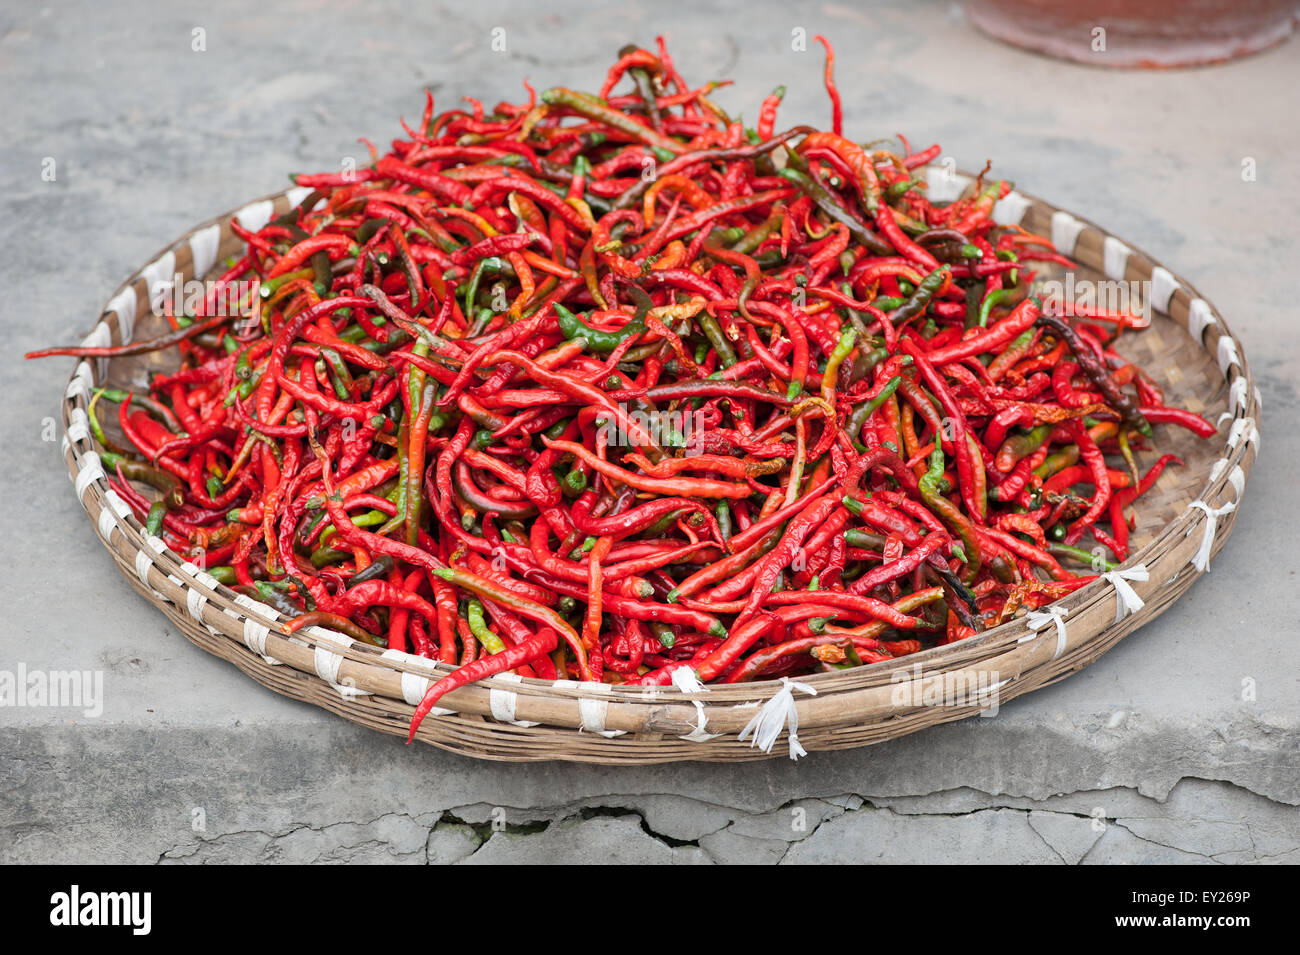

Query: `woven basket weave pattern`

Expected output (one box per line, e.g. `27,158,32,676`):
58,174,1260,762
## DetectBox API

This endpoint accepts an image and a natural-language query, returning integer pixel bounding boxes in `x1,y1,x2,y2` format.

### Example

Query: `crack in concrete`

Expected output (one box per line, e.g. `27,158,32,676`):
155,811,430,864
147,775,1296,865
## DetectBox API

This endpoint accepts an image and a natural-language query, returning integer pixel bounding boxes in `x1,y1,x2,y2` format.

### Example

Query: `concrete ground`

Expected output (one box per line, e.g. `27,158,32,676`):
2,1,1297,864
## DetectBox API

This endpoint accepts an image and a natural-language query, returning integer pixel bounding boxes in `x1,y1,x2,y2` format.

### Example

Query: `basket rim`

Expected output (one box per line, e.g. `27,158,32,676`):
54,170,1261,754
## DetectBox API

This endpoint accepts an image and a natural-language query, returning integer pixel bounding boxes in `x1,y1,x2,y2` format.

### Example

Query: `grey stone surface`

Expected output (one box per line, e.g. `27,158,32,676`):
1,0,1297,863
785,805,1064,864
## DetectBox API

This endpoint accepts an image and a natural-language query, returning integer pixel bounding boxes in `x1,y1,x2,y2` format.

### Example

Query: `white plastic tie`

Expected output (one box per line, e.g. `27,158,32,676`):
1050,211,1084,255
671,666,708,694
1100,565,1148,623
1148,266,1179,313
1102,236,1130,280
671,666,719,742
1023,606,1070,660
107,285,138,344
1188,499,1236,572
75,451,106,500
188,224,221,281
1187,298,1217,342
991,190,1030,226
738,677,817,760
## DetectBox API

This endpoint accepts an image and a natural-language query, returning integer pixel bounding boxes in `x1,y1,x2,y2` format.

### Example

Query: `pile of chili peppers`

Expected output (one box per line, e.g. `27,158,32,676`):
31,39,1217,740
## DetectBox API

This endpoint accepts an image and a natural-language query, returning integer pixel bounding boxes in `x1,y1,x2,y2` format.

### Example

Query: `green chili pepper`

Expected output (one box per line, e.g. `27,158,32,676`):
145,502,166,536
555,302,644,353
887,266,950,326
466,599,509,655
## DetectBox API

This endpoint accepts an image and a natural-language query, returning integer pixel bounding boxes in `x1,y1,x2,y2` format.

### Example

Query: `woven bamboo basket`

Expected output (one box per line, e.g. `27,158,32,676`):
57,171,1260,763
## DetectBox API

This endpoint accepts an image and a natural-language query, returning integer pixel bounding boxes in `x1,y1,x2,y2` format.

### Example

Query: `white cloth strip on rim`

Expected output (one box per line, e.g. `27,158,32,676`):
379,648,455,713
1148,266,1179,313
285,185,321,209
1023,606,1070,660
234,199,274,232
243,616,271,657
312,644,345,686
75,451,105,500
65,361,94,404
991,190,1030,226
1226,415,1260,452
226,593,279,663
1227,464,1246,500
738,677,818,760
1218,377,1249,425
578,696,625,737
1100,565,1148,623
107,285,138,344
1208,458,1247,502
1050,211,1085,256
188,224,221,281
104,488,132,519
488,674,539,727
81,323,111,380
1217,334,1240,374
185,587,208,624
180,565,220,592
924,165,970,203
488,686,517,722
66,408,90,445
1187,298,1217,342
1188,499,1236,572
134,547,155,589
97,501,119,541
80,321,112,351
232,592,281,625
1102,236,1130,280
142,250,176,312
